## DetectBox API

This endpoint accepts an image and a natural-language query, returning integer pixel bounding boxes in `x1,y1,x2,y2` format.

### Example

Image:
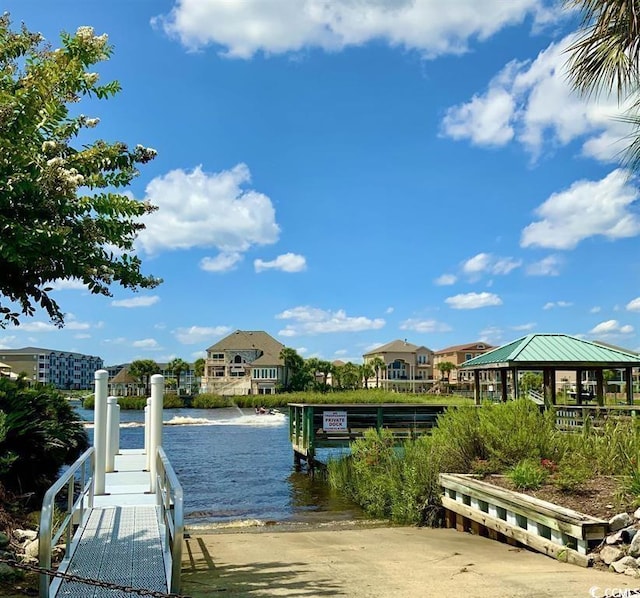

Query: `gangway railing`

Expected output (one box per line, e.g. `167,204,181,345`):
156,446,184,593
39,447,95,598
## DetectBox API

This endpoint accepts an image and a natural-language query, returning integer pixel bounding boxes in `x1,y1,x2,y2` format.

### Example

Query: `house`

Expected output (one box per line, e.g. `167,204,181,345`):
433,342,495,389
108,366,142,397
363,339,434,392
107,362,198,396
0,347,103,389
201,330,285,396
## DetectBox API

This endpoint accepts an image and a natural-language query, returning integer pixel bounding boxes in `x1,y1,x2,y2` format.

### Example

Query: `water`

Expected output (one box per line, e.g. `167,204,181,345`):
75,405,363,530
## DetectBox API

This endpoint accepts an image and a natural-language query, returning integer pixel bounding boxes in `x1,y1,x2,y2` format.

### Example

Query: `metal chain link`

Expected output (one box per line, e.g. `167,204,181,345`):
0,556,192,598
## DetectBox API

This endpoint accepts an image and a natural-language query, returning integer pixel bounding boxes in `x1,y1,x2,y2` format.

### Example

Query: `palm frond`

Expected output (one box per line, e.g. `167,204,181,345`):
565,0,640,100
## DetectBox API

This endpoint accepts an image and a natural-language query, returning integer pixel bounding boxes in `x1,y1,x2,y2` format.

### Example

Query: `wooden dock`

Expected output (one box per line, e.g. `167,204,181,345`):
289,403,449,466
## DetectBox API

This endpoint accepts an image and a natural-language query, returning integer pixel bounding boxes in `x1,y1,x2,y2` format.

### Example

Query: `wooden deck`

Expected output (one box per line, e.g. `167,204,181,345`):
289,403,450,465
50,450,168,598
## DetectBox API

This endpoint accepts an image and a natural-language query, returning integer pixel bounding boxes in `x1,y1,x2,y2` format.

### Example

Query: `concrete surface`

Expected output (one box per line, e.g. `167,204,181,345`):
182,525,635,597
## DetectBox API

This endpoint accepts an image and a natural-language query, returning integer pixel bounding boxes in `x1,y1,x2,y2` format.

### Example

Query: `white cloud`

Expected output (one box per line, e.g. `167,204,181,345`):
334,349,348,356
445,292,502,309
399,318,452,333
49,278,88,291
385,307,395,314
627,297,640,312
526,255,562,276
435,274,457,286
590,306,602,314
254,253,307,273
590,319,634,336
191,350,206,359
17,317,91,332
174,325,232,345
0,336,17,349
156,0,548,59
512,322,536,331
276,306,385,336
136,164,280,257
132,338,162,349
74,333,91,339
521,170,640,250
441,34,635,162
200,252,243,273
462,253,521,277
543,300,573,310
111,295,160,308
478,325,504,344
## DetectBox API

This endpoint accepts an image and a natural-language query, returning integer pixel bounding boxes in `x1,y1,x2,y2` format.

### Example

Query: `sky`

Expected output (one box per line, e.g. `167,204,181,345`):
3,0,640,367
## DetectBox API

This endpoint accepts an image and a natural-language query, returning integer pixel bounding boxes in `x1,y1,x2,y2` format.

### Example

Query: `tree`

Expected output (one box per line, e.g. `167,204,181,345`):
360,363,374,389
340,362,361,390
566,1,640,169
0,16,161,328
519,372,543,395
167,358,190,394
194,358,205,378
369,356,386,388
437,361,455,381
128,359,159,396
317,360,334,391
280,347,305,392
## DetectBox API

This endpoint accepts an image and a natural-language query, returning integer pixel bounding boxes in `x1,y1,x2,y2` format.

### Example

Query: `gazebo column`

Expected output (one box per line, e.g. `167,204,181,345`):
543,368,555,406
595,369,605,407
500,368,508,403
575,368,583,405
473,370,481,405
511,367,519,400
626,367,634,405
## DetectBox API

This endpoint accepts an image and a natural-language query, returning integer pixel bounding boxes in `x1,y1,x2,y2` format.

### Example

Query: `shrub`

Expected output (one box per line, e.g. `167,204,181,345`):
552,454,591,492
507,458,548,490
430,406,484,473
0,378,89,498
478,400,557,467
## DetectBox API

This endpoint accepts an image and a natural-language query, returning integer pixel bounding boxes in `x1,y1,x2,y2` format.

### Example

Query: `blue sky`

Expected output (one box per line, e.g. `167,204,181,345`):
4,0,640,366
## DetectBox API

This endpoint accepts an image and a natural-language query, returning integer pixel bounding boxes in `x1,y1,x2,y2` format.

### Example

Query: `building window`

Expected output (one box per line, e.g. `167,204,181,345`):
465,353,472,361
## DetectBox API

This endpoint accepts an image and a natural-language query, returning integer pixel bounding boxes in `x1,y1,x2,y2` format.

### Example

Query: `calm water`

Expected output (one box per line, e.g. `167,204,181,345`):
76,405,363,529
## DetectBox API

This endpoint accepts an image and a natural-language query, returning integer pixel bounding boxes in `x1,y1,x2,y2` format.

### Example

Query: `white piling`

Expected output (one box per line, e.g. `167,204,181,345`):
105,396,118,473
144,398,152,471
149,374,164,492
93,370,108,495
115,404,121,455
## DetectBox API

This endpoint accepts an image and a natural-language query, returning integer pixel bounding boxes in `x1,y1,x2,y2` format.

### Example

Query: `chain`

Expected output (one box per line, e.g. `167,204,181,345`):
0,556,192,598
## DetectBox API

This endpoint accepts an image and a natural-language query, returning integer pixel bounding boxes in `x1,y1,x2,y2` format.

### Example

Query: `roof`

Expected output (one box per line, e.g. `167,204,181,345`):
0,346,102,359
207,330,285,365
363,340,432,356
461,334,640,369
0,361,11,371
434,342,494,355
110,367,138,385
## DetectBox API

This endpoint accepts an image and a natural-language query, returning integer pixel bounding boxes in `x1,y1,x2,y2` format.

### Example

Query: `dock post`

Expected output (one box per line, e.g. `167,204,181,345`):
115,403,121,455
145,398,151,471
149,375,164,492
94,370,108,495
105,396,118,472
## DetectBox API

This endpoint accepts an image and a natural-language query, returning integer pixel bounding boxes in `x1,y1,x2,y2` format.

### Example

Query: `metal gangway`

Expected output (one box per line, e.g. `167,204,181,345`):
38,372,184,597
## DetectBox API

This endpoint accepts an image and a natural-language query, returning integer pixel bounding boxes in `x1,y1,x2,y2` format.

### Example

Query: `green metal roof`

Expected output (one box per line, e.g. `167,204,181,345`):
461,334,640,369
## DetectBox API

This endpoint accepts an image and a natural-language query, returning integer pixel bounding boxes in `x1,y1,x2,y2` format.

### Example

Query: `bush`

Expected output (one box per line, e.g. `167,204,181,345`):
552,454,591,492
478,400,558,467
83,395,184,409
191,394,229,409
0,378,88,498
507,459,548,490
430,406,484,473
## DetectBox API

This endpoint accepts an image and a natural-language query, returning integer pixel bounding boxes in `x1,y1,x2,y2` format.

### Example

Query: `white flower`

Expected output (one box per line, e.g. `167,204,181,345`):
42,140,57,152
75,26,94,41
46,157,64,168
83,72,99,86
85,118,100,128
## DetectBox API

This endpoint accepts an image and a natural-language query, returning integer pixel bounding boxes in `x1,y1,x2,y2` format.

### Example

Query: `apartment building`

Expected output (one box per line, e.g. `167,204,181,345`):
0,347,103,389
433,342,495,388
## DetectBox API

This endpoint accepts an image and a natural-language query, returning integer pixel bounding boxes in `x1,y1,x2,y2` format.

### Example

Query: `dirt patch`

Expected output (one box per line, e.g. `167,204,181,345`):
482,474,630,520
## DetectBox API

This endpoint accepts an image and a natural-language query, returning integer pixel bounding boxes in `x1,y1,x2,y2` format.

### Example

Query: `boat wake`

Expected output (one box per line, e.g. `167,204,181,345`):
164,414,286,427
82,413,286,429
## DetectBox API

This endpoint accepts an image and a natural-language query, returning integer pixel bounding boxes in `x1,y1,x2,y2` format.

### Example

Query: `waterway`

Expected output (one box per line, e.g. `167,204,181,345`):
76,405,364,530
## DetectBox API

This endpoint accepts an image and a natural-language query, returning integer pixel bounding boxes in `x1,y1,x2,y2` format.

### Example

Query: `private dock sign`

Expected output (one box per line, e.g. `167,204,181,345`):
322,410,347,432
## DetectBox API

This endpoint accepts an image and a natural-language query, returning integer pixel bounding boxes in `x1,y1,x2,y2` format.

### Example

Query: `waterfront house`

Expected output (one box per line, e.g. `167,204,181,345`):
433,342,495,390
202,330,285,396
363,339,434,392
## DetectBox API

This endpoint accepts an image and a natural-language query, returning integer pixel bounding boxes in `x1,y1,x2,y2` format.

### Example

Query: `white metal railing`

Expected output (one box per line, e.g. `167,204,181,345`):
156,446,184,593
39,447,95,598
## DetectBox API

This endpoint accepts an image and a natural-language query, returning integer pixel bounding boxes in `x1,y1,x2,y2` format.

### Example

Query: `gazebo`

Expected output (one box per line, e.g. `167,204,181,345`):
460,333,640,405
